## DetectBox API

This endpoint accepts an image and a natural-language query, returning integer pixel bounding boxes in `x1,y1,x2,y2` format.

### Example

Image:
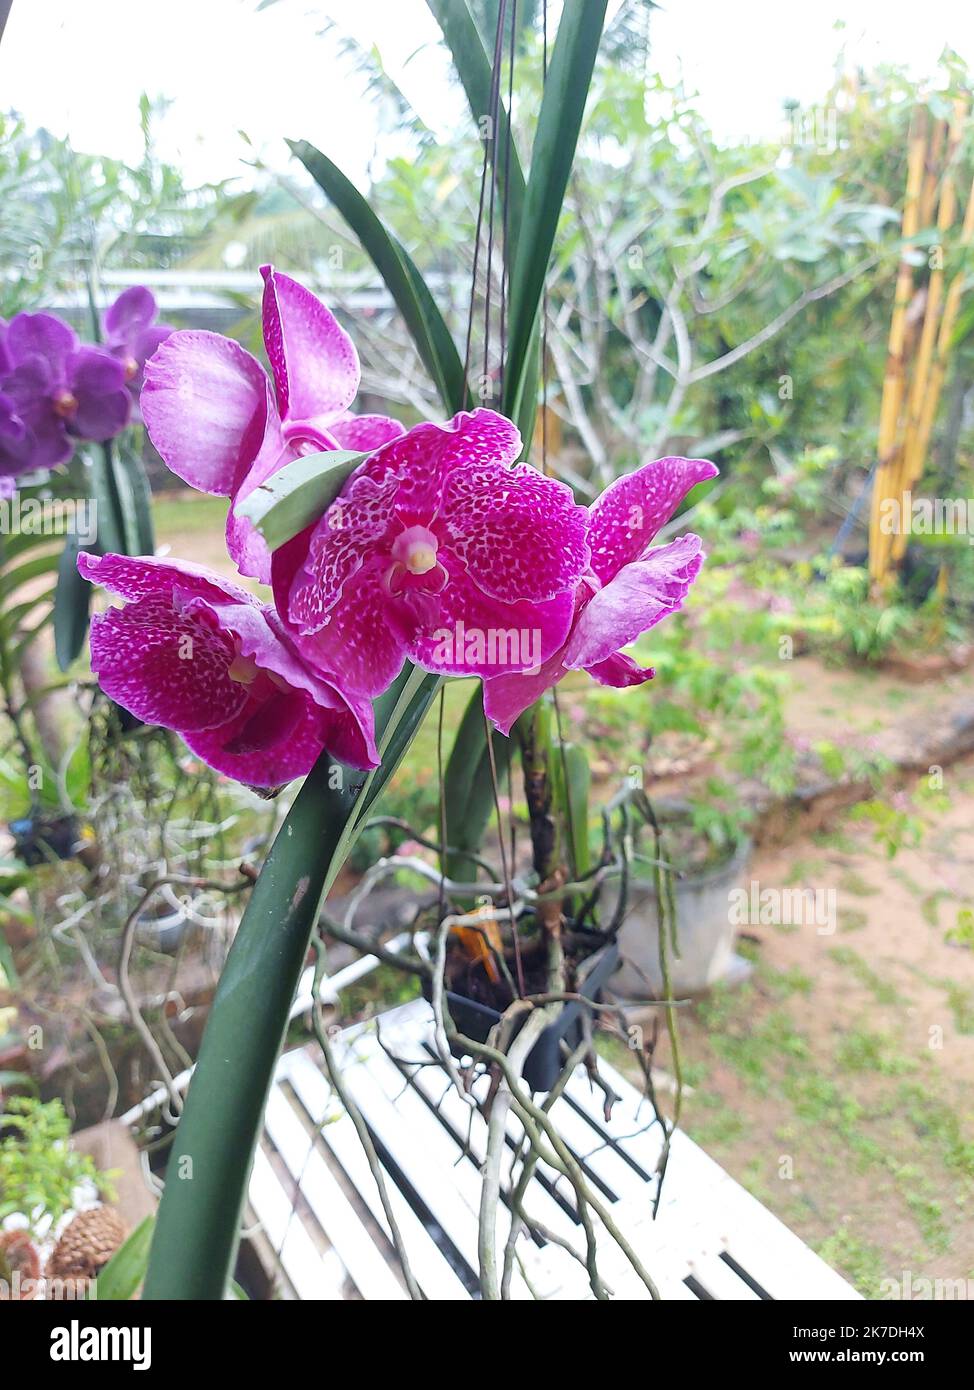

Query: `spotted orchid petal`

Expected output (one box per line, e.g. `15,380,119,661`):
365,408,521,523
586,456,717,583
181,698,328,786
273,542,405,699
87,595,248,733
440,459,589,604
286,469,400,635
406,553,576,678
564,534,705,670
77,551,259,607
329,412,406,452
80,551,378,784
481,648,573,737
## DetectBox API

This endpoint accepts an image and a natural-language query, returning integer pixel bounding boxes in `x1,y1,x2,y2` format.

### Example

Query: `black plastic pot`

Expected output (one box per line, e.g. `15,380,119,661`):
432,941,620,1092
8,814,82,867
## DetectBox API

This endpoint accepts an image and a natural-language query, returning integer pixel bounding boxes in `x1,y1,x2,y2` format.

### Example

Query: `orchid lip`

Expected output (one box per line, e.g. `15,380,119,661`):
382,554,449,600
383,561,406,597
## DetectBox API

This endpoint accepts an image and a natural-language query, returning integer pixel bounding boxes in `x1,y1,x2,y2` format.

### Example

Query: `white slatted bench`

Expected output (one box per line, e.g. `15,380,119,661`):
247,998,861,1302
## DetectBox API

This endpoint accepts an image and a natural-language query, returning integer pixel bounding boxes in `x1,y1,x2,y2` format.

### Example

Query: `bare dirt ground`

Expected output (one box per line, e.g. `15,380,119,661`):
613,758,974,1297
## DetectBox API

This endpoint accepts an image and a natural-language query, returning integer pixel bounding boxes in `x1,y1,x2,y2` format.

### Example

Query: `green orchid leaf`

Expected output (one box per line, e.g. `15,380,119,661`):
233,449,366,551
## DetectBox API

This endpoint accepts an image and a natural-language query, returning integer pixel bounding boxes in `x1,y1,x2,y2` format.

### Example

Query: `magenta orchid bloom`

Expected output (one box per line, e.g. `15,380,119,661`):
270,408,591,698
482,456,718,735
141,265,404,584
79,552,379,786
102,286,173,417
0,314,130,477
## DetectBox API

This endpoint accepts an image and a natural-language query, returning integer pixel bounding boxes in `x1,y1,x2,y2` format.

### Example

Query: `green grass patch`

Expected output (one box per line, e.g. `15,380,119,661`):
835,1029,914,1076
945,982,974,1035
838,869,879,897
152,491,231,537
829,947,904,1006
898,1083,974,1178
813,1228,886,1299
839,907,869,932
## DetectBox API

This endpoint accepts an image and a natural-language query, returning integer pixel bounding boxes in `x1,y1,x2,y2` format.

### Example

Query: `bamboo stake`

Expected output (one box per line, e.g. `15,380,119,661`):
870,108,927,583
891,99,968,562
891,166,974,562
918,118,946,233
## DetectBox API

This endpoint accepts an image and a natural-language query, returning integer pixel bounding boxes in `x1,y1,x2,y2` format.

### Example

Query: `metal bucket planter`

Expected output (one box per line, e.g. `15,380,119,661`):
135,901,192,954
599,837,752,998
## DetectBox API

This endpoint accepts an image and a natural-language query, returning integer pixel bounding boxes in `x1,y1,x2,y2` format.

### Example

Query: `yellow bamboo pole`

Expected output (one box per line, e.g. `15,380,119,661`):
870,108,927,584
918,119,946,231
890,99,968,563
891,166,974,563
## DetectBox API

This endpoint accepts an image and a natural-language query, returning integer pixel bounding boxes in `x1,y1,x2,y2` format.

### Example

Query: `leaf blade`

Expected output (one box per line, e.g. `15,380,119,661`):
503,1,608,420
54,534,92,671
94,1216,155,1302
425,0,526,263
142,666,441,1300
287,139,467,412
234,449,366,551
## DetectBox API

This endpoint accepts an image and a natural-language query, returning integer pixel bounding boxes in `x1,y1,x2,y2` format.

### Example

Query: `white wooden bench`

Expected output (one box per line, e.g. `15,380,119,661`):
247,997,861,1302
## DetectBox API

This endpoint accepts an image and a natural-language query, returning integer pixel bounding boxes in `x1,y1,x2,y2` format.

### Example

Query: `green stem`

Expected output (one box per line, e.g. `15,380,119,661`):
143,667,439,1299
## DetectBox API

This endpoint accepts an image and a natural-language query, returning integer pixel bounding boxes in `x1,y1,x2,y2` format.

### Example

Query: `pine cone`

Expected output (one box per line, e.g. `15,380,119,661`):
45,1206,126,1282
0,1230,41,1299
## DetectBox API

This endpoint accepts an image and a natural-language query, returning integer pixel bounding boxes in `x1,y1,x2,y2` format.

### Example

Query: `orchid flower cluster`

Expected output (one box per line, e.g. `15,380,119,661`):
0,288,171,484
80,267,716,788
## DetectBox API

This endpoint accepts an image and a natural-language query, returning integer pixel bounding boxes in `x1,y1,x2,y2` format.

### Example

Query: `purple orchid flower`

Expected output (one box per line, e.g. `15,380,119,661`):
0,391,31,480
0,313,131,477
141,265,405,584
270,408,592,698
481,456,718,735
78,552,379,786
102,286,173,417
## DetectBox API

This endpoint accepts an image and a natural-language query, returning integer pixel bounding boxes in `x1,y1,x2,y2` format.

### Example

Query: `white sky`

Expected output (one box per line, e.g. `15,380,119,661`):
2,0,974,189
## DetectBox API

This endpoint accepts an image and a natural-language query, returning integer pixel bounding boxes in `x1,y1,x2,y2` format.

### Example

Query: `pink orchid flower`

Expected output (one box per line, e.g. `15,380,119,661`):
78,552,378,786
271,408,592,698
141,265,404,584
482,456,718,734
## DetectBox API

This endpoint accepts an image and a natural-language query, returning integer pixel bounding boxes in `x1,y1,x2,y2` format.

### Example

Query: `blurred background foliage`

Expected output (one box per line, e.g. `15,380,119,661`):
5,45,973,506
